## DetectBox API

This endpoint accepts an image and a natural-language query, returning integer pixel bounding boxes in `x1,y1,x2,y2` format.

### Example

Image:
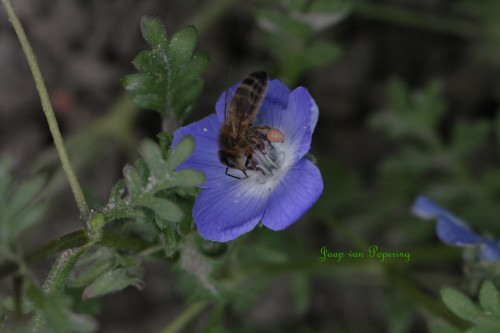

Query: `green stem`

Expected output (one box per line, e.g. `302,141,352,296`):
0,229,153,280
26,231,88,267
158,301,208,333
33,248,85,331
2,0,89,221
42,248,85,294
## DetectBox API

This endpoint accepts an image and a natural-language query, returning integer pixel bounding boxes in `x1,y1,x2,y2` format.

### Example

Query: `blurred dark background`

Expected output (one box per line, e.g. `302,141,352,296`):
1,0,499,332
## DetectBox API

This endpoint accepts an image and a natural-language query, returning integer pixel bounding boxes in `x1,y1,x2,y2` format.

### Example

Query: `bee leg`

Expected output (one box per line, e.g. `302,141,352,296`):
245,157,266,175
225,167,243,180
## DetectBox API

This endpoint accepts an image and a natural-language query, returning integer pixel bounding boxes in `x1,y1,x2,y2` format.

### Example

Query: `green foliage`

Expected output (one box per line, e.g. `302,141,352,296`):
440,281,500,333
369,79,500,235
27,283,97,333
371,79,445,143
0,156,46,257
122,16,209,120
441,287,481,321
455,0,500,66
257,0,347,84
103,137,204,230
71,248,143,300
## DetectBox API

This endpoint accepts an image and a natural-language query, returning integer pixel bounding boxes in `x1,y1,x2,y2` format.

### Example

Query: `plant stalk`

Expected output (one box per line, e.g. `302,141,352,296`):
2,0,89,221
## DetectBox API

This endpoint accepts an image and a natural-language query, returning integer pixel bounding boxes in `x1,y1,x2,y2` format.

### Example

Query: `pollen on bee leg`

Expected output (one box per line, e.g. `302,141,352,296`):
267,128,284,143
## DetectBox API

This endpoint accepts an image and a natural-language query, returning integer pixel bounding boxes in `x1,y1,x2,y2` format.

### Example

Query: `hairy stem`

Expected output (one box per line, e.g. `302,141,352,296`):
0,230,152,280
33,248,86,331
1,0,89,221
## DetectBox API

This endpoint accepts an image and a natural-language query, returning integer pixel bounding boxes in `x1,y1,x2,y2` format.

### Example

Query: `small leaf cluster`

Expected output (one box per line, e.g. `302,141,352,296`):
122,16,209,120
103,137,204,232
441,281,500,333
257,0,347,84
70,248,143,300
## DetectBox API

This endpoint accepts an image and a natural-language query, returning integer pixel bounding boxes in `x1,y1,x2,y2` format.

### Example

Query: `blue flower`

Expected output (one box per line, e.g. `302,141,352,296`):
173,78,323,241
411,195,500,262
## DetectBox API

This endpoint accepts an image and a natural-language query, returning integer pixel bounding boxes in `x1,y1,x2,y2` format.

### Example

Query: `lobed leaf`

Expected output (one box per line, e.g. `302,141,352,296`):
156,169,205,191
166,136,195,171
140,16,168,50
124,17,208,121
123,164,143,199
82,266,143,300
141,197,184,225
168,26,197,69
139,139,167,179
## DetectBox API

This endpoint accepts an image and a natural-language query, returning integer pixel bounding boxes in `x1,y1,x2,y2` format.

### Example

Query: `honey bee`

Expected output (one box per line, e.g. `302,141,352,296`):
218,71,284,179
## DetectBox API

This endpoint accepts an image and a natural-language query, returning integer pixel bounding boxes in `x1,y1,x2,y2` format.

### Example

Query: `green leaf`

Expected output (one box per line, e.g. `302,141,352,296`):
124,17,208,121
156,169,205,190
168,26,197,69
302,41,341,70
479,280,500,315
123,164,143,199
441,287,482,321
141,197,184,225
71,249,117,288
141,16,168,50
166,136,195,171
139,139,166,179
82,266,143,300
107,179,126,207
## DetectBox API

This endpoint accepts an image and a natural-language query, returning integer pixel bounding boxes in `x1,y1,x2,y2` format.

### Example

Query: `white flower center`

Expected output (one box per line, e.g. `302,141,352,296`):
239,140,294,197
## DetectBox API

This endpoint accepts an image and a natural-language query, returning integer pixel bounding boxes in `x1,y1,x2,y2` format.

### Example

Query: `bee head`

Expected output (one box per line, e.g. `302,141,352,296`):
218,150,238,168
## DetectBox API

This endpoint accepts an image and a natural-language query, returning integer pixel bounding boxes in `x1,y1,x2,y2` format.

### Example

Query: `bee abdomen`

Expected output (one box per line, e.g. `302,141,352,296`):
235,71,267,105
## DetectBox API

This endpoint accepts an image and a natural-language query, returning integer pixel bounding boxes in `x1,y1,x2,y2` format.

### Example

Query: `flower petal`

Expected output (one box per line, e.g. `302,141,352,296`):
436,217,482,246
193,181,269,242
261,158,323,231
411,196,471,230
172,114,228,188
258,87,317,162
479,240,500,262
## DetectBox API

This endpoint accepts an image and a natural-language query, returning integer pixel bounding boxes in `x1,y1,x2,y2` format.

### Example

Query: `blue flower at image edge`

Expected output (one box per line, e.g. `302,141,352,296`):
172,78,323,242
411,195,500,262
